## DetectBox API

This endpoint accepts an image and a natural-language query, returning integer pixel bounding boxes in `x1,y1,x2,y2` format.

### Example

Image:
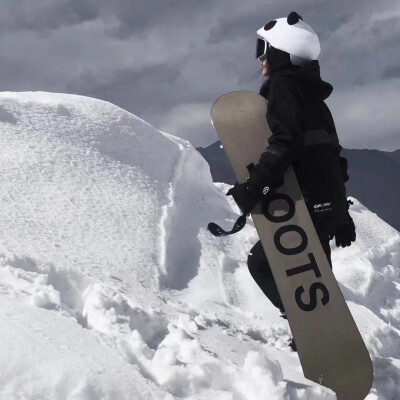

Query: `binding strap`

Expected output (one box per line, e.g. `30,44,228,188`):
207,214,247,237
207,163,255,237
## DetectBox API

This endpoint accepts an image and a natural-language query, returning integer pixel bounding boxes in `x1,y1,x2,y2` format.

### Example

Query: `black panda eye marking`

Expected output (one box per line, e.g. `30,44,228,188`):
287,11,303,25
264,20,277,30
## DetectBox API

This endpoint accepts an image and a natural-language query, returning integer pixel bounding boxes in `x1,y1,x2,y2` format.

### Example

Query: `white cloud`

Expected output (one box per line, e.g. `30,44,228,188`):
158,102,217,147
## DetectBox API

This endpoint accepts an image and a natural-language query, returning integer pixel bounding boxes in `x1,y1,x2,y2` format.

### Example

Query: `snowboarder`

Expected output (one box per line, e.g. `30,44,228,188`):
226,11,356,347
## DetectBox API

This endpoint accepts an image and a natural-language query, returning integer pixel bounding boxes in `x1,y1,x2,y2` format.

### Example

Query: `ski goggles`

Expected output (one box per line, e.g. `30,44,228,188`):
256,38,269,61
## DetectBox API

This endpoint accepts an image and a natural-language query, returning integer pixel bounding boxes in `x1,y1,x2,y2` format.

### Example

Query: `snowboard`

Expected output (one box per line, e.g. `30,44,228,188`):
210,91,373,400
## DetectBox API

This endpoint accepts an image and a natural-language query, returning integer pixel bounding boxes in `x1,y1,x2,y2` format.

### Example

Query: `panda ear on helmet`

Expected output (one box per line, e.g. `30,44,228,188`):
287,11,303,25
263,20,277,31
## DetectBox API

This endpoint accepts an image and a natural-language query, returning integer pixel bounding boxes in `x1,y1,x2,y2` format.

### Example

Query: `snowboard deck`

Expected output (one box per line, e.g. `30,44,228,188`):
211,91,373,399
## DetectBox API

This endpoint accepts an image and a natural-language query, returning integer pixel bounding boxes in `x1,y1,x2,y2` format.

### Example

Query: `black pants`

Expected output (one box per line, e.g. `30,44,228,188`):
247,238,332,311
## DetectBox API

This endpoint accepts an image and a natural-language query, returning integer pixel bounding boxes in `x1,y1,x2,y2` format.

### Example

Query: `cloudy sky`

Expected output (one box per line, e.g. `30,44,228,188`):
0,0,399,150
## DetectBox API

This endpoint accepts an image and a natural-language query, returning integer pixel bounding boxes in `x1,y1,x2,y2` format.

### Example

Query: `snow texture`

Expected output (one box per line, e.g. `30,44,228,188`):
0,91,398,399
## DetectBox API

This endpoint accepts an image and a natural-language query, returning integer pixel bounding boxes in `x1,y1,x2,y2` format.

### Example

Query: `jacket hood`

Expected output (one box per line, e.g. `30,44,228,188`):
279,60,333,100
261,46,333,100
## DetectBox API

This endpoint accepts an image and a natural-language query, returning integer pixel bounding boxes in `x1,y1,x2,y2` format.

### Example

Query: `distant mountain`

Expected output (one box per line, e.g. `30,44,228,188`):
197,142,400,232
341,148,400,233
384,149,400,167
196,141,235,184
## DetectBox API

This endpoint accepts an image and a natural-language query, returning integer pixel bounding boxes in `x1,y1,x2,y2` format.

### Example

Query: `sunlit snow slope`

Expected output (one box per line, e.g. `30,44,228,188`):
0,91,399,400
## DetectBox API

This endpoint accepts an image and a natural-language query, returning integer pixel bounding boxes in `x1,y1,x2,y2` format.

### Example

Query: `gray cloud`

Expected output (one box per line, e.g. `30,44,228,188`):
0,0,398,149
66,63,183,118
106,0,217,39
0,0,99,32
382,65,400,79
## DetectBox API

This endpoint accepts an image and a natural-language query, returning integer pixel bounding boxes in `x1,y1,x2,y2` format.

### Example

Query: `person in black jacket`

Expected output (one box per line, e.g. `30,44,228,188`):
227,12,356,326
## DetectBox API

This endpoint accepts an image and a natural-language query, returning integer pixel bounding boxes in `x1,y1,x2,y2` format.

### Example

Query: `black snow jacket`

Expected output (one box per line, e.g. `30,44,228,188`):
258,48,350,238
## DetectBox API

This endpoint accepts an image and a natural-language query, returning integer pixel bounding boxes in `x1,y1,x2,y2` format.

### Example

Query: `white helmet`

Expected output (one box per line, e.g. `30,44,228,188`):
256,12,320,65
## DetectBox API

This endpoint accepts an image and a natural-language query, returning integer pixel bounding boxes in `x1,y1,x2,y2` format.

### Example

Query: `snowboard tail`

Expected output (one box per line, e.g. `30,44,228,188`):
210,91,373,400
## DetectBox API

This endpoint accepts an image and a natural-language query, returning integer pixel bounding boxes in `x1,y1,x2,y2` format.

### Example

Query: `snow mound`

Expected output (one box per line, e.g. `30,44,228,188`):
0,91,398,399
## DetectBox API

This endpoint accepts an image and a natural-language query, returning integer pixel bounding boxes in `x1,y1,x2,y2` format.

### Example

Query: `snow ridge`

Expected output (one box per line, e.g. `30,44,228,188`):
0,92,399,399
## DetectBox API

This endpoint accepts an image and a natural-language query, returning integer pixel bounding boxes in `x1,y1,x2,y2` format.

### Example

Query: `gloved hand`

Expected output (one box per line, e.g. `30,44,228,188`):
247,163,276,196
226,183,259,215
335,214,356,247
226,163,276,215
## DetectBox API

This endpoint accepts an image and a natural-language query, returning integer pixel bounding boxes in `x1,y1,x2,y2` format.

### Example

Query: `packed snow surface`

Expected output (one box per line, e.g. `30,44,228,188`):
0,91,399,399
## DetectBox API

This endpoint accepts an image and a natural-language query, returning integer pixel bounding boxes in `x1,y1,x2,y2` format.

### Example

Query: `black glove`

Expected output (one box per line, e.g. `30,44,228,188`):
247,163,276,196
226,164,276,215
226,183,259,215
335,215,356,248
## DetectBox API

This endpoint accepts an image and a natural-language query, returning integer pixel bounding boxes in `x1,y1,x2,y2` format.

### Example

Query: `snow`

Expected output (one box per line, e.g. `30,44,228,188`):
0,91,399,399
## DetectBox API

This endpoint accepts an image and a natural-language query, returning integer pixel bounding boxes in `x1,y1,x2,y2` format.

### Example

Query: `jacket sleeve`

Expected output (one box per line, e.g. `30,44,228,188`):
257,76,304,184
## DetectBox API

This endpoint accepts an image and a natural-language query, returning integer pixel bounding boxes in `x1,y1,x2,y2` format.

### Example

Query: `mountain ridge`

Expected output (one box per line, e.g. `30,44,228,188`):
196,141,400,232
